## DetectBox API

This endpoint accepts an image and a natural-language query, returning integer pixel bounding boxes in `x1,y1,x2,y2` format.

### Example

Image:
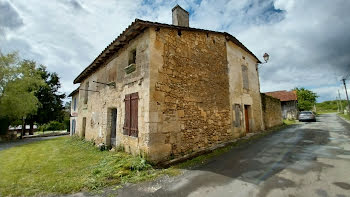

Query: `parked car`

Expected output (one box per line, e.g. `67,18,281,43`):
298,111,316,122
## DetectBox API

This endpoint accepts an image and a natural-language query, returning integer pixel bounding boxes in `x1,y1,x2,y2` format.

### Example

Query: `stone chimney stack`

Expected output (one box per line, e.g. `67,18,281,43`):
172,5,189,27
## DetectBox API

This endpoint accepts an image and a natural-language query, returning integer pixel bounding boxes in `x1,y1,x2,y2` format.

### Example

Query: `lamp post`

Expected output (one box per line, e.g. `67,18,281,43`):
263,53,269,63
257,53,269,70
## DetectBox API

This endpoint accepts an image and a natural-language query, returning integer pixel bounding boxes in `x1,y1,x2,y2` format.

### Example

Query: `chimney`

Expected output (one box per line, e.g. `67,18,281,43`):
172,5,189,27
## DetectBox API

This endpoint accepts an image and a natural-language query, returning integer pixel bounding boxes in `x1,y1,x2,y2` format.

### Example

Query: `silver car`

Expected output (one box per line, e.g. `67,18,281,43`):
298,111,316,122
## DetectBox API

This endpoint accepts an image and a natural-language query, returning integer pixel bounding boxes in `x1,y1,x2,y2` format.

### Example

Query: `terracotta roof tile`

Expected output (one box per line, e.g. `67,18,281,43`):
264,90,297,101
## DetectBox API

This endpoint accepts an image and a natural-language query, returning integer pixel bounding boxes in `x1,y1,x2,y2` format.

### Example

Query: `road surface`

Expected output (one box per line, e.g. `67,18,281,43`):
116,113,350,197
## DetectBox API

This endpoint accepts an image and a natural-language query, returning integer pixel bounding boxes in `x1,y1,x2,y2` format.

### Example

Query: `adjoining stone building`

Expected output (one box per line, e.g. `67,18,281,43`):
71,5,269,163
265,90,298,120
68,88,79,136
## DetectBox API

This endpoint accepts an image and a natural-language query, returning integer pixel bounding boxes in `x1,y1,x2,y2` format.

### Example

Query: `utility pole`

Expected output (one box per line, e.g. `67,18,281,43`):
336,96,340,112
338,89,343,112
342,78,350,113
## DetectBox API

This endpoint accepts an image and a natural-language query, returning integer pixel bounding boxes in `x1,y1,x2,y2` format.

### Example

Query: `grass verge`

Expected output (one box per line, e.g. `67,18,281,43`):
0,136,176,196
283,119,297,125
338,113,350,121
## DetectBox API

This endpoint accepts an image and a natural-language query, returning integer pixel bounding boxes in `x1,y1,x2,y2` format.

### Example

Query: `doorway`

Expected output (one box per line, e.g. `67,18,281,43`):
244,105,250,133
110,108,117,147
82,117,86,137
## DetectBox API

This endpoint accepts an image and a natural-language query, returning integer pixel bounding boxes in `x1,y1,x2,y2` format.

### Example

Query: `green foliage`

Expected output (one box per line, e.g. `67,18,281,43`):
30,65,66,125
0,53,44,121
316,100,348,112
0,117,9,135
294,87,318,111
38,121,65,131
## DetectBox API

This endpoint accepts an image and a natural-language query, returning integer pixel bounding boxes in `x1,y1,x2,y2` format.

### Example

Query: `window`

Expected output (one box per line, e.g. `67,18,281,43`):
123,92,139,137
73,97,77,111
71,119,76,135
84,81,89,104
234,104,241,127
128,49,136,65
242,65,249,90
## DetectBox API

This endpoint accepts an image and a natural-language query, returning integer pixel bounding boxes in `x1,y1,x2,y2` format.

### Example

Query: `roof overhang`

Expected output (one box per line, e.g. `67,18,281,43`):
73,19,261,84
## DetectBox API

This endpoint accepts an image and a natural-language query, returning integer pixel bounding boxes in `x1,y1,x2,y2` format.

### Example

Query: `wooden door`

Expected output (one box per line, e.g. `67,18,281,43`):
110,109,117,146
244,105,249,133
82,117,86,137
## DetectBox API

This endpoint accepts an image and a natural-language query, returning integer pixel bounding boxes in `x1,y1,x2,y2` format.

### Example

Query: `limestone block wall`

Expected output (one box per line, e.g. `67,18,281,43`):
148,28,232,162
75,29,151,156
226,41,264,137
261,93,283,129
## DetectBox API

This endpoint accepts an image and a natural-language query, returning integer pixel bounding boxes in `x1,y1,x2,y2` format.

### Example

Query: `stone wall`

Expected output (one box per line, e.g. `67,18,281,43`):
282,101,298,120
226,41,265,137
261,93,283,129
75,29,151,157
148,27,233,162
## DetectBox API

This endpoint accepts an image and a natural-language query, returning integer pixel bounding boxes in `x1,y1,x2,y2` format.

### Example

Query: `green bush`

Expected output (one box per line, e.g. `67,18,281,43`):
0,118,9,136
38,121,65,131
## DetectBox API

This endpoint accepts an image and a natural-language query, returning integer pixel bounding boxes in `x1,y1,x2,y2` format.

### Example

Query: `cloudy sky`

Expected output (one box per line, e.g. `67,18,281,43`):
1,0,349,102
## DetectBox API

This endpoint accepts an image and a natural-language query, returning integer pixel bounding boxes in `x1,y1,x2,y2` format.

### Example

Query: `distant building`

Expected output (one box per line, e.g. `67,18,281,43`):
68,88,79,136
265,90,298,119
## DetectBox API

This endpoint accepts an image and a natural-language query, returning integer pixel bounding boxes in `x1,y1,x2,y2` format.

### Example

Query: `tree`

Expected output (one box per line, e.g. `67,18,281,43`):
294,87,318,111
30,65,66,125
0,52,44,137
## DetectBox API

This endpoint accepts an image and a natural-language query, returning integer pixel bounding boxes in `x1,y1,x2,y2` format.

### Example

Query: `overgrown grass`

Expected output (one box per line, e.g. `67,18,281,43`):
283,119,297,125
0,136,174,196
317,110,338,114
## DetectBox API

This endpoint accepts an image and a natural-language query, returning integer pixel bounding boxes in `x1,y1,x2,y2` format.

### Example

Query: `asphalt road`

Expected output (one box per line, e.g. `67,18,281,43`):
116,113,350,197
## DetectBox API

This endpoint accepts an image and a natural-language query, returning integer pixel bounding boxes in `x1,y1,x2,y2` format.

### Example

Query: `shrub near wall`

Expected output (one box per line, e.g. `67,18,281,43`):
38,121,65,132
261,93,283,129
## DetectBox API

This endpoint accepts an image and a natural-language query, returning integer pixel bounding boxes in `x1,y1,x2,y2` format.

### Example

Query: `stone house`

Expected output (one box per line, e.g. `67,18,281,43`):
68,88,79,135
265,90,298,119
71,5,269,163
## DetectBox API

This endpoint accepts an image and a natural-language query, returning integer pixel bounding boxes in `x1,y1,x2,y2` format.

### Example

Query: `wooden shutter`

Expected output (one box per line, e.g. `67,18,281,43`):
242,65,249,90
130,92,139,137
234,104,241,127
123,94,131,135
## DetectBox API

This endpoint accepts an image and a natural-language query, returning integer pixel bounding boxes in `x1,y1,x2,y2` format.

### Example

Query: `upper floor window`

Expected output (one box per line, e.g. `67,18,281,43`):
84,81,89,104
125,49,137,74
73,97,77,111
242,65,249,90
128,49,136,65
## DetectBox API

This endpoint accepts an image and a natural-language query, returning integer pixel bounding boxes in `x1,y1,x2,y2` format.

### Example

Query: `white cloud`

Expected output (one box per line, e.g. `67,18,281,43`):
0,0,349,103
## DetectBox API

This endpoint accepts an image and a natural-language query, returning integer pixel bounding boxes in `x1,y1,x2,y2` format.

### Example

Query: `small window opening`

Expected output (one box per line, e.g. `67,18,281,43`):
128,49,136,65
213,39,216,44
84,81,89,104
178,29,182,36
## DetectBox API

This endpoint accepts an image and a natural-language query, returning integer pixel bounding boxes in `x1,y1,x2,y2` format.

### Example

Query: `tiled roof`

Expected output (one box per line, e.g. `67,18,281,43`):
264,90,297,101
73,19,261,84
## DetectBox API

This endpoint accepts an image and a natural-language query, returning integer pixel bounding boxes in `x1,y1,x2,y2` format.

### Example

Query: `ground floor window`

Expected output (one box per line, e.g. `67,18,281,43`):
71,119,76,135
123,92,139,137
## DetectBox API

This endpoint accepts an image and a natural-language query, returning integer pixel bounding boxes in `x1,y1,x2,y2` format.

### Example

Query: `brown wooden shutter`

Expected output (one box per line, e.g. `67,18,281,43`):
130,92,139,137
123,94,131,135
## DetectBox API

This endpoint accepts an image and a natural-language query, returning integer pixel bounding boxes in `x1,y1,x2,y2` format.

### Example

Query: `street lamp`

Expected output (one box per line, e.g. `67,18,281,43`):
263,53,269,63
257,53,269,70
